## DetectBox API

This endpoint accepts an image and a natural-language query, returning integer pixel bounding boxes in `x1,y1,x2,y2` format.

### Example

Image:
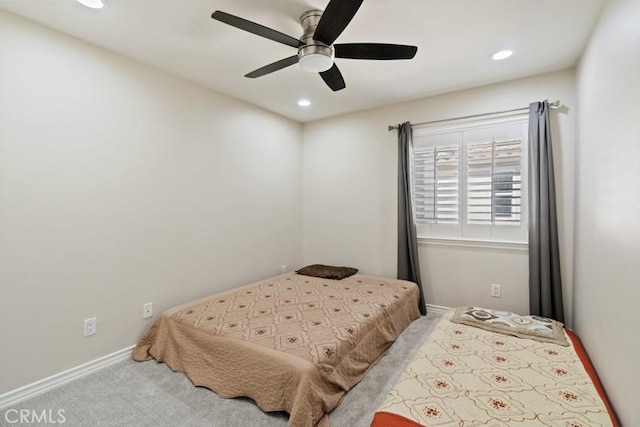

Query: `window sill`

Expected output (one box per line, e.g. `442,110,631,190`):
417,237,528,252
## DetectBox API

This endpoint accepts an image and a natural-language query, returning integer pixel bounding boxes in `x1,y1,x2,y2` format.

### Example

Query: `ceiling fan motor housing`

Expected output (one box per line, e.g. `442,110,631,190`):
298,10,334,72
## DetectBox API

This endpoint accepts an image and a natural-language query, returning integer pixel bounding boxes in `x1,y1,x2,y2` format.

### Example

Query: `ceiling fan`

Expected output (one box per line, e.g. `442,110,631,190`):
211,0,418,91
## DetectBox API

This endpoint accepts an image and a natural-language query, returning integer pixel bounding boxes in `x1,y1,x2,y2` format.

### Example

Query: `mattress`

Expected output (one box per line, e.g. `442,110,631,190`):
133,272,420,426
371,309,619,427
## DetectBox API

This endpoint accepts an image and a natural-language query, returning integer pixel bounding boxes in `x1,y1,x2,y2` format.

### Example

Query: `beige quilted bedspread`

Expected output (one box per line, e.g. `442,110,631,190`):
133,272,420,426
376,310,614,426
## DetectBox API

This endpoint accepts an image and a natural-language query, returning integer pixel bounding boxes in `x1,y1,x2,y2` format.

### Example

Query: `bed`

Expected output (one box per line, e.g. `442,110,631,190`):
371,307,619,427
133,271,420,427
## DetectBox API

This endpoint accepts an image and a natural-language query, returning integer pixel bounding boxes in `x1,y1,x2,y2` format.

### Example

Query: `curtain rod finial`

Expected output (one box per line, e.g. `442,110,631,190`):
388,125,398,131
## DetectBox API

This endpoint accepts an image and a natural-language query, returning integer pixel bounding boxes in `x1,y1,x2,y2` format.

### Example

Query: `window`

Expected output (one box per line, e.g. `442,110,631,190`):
412,113,528,242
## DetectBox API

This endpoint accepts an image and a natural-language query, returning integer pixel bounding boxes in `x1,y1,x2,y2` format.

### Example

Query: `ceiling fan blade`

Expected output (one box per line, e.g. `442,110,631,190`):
212,11,301,48
245,55,299,78
319,64,346,92
313,0,363,46
334,43,418,60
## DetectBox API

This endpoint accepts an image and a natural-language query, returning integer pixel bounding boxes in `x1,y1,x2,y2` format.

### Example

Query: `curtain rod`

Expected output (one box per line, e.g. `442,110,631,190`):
387,100,561,131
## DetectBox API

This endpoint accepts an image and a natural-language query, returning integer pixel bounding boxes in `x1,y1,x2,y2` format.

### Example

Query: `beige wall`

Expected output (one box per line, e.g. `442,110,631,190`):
0,11,303,394
419,242,529,315
303,70,576,321
574,0,640,423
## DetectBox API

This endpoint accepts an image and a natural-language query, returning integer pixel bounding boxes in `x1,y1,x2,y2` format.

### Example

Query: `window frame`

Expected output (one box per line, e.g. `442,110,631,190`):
412,111,529,243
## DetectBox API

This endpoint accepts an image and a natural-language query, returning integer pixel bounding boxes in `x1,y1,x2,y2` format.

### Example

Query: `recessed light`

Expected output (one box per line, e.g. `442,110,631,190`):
75,0,105,9
297,99,311,107
491,50,513,61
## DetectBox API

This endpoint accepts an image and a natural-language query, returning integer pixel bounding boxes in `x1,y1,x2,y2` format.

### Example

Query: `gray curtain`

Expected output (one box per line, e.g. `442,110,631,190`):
528,102,564,322
397,122,427,315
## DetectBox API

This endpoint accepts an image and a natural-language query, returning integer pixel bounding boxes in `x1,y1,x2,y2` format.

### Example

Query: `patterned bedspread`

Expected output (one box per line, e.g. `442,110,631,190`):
372,309,616,427
133,272,420,427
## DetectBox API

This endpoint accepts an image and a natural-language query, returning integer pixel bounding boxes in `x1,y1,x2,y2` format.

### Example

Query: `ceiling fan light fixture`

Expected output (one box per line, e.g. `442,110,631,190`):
491,49,513,61
299,54,333,72
298,44,334,73
75,0,105,9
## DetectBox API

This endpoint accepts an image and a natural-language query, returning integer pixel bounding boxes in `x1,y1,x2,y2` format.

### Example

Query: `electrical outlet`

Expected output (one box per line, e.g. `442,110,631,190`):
84,317,97,336
491,284,501,298
143,302,153,319
281,265,287,274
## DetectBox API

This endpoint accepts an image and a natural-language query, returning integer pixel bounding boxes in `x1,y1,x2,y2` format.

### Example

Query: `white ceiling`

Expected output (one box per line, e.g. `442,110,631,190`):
0,0,605,122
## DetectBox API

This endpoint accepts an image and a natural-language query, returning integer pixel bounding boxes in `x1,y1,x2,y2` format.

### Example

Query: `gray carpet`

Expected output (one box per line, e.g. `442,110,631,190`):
0,314,440,427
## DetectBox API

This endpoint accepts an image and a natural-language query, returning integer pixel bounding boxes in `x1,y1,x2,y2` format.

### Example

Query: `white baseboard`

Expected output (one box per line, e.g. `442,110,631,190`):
0,345,134,410
426,304,450,316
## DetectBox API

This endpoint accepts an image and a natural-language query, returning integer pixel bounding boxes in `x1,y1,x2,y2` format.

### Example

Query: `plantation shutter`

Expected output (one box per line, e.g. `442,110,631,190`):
466,138,522,225
413,145,459,224
412,116,527,241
